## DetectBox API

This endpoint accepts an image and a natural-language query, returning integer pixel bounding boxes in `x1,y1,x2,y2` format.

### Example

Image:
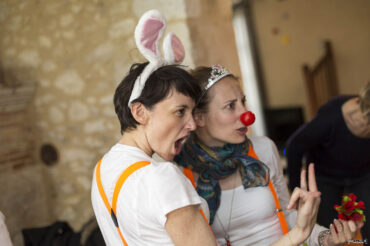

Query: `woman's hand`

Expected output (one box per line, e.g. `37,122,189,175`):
288,163,322,245
324,219,364,246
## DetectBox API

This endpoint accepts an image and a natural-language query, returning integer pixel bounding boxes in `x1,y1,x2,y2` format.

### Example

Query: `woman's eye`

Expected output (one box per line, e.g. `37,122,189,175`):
241,98,246,105
226,103,234,109
176,109,185,116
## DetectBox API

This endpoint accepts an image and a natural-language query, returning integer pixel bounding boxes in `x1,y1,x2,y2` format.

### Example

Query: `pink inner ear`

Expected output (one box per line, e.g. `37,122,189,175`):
141,18,164,55
171,35,185,63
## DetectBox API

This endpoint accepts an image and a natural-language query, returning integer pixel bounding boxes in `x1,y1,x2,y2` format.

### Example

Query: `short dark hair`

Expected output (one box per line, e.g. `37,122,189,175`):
114,62,201,134
190,66,238,113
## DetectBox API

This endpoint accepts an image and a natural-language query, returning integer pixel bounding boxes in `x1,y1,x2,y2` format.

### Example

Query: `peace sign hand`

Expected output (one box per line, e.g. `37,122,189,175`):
287,163,322,245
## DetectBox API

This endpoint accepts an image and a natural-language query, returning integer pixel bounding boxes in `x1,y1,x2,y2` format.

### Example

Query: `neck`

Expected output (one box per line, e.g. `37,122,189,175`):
118,127,154,157
219,169,243,190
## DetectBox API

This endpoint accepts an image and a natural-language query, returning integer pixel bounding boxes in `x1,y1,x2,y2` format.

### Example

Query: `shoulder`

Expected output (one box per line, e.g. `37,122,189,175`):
249,136,277,155
147,161,185,181
143,161,201,224
142,160,195,195
318,95,355,114
248,136,280,175
97,144,153,181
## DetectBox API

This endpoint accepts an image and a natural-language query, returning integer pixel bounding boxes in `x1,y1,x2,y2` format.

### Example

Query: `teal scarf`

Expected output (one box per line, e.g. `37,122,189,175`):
175,133,270,225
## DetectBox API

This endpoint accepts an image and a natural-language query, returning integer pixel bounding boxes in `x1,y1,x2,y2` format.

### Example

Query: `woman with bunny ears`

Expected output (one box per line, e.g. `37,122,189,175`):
91,10,216,245
175,65,362,246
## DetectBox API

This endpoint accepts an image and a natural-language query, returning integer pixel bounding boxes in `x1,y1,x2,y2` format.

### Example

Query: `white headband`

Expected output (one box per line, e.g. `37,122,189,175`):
128,9,185,107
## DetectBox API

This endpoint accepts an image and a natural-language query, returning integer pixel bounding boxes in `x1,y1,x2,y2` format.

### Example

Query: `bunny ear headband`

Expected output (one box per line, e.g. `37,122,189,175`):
128,9,185,107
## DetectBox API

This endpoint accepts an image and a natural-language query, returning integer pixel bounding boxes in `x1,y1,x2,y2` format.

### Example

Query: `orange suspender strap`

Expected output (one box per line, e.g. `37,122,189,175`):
96,159,151,246
247,145,290,235
182,168,211,226
183,167,196,187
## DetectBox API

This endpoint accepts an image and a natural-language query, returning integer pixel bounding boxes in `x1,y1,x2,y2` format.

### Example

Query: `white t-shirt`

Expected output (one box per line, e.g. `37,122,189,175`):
91,144,203,245
211,136,326,246
0,211,13,246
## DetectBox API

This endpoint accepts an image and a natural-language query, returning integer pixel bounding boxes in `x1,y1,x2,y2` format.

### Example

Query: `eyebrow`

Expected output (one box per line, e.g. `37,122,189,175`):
224,99,237,104
225,95,246,103
175,104,189,109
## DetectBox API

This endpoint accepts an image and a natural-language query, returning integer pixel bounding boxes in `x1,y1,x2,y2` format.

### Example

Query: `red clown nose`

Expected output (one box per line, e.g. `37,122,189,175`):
240,111,255,126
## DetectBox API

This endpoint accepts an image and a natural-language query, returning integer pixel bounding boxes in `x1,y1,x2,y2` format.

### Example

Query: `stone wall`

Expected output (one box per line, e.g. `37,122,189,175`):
0,82,50,246
185,0,241,78
0,0,195,245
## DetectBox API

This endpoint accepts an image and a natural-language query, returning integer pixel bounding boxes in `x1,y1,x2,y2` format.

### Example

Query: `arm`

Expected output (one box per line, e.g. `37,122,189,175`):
270,135,362,246
268,140,328,245
166,205,217,246
271,164,362,246
286,110,332,191
267,139,327,245
272,164,321,246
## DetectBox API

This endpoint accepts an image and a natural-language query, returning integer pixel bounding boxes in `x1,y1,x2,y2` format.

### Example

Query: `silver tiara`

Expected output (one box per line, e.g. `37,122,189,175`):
204,64,231,91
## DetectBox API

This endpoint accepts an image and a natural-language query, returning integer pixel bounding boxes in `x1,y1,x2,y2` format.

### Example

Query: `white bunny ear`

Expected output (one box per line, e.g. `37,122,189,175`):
128,10,187,107
134,9,166,64
163,32,185,64
129,10,166,106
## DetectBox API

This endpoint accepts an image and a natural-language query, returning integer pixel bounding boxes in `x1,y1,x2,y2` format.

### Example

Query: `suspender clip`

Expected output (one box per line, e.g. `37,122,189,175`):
111,208,119,228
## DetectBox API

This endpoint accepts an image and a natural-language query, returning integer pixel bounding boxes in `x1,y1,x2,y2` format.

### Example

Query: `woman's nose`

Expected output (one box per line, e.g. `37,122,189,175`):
240,111,256,126
236,103,247,117
187,115,197,131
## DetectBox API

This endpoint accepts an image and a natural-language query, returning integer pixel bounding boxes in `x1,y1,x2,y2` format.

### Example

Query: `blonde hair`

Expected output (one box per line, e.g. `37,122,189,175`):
359,81,370,121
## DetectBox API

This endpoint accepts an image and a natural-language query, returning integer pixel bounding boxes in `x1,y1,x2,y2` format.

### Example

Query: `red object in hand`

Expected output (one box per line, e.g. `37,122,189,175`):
334,193,366,222
240,111,255,126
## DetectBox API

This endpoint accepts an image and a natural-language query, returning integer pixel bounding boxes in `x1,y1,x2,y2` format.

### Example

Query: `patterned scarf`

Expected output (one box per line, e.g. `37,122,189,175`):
174,133,270,225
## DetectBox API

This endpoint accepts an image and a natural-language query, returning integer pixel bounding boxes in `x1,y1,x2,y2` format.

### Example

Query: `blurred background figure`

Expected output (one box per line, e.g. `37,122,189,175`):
286,82,370,239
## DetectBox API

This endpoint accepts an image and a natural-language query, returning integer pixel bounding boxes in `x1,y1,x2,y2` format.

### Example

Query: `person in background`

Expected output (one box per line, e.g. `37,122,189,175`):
286,81,370,240
175,65,362,246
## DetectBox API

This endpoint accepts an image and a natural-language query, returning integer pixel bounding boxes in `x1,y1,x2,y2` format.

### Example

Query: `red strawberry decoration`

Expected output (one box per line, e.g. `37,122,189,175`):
240,111,255,126
334,193,366,222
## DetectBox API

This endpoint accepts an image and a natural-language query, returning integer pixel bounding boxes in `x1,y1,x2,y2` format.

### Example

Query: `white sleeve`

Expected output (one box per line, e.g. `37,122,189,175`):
147,162,202,227
252,136,327,245
0,212,13,246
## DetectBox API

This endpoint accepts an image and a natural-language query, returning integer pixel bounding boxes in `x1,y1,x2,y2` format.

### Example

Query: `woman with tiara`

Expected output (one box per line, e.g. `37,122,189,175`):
175,65,362,246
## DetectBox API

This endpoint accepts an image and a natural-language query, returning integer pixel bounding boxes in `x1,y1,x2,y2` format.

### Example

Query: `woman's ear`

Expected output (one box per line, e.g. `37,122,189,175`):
193,110,205,127
130,102,149,125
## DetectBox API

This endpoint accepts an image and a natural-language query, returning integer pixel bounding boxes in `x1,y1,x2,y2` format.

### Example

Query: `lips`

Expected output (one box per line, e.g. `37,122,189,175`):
174,135,189,155
237,127,248,135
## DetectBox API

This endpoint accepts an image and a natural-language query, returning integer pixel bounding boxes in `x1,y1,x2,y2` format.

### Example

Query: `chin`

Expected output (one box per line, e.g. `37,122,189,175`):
228,135,246,144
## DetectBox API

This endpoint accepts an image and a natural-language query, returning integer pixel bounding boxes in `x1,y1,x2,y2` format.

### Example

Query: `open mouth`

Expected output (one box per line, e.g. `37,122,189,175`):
174,135,188,155
237,127,248,135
